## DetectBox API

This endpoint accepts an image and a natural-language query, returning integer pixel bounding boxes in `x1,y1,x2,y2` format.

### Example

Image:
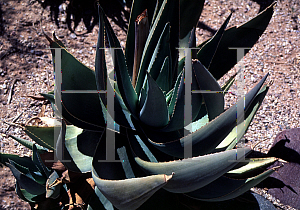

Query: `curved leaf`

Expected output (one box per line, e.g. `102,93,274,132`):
92,166,173,210
7,162,45,195
8,135,48,153
156,57,171,92
139,73,169,127
16,182,45,203
186,168,275,201
45,34,106,130
197,13,231,69
163,70,185,131
56,122,103,173
8,159,45,185
56,122,80,173
0,153,37,172
65,128,103,173
32,144,51,178
227,157,277,178
24,126,55,150
167,70,183,117
148,23,171,82
125,0,158,76
135,147,251,193
135,0,171,96
102,8,138,118
88,186,114,210
198,2,276,80
215,85,269,151
150,74,268,158
95,5,107,103
179,0,205,39
192,60,224,121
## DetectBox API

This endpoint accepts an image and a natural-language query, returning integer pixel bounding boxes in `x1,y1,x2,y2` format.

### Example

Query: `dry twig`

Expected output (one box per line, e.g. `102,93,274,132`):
7,79,18,104
5,111,23,133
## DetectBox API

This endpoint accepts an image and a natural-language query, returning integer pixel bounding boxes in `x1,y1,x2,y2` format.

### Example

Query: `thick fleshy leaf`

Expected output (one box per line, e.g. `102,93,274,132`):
46,171,61,199
156,57,171,92
40,92,56,115
135,147,251,193
139,73,169,127
15,182,31,203
135,0,172,96
163,70,185,131
102,8,138,118
95,5,107,103
92,166,173,210
163,62,211,132
198,2,276,80
66,128,103,173
197,13,231,69
125,0,158,76
221,73,236,93
192,60,224,121
88,186,114,210
32,144,51,178
0,153,37,172
7,162,45,195
8,159,45,185
40,92,54,104
149,74,268,158
179,0,205,39
148,23,171,82
126,128,174,163
45,34,106,130
132,9,150,88
56,122,103,173
16,182,45,203
52,32,66,48
92,130,147,181
167,71,183,117
24,126,55,150
215,85,269,151
8,135,47,153
186,168,275,201
227,157,277,178
56,122,80,172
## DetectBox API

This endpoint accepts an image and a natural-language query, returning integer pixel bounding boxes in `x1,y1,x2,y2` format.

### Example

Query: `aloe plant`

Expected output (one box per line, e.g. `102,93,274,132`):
0,1,280,209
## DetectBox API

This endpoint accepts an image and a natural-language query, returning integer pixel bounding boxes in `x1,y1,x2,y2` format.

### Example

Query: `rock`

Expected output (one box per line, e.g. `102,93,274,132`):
35,51,44,56
267,128,300,209
69,33,77,39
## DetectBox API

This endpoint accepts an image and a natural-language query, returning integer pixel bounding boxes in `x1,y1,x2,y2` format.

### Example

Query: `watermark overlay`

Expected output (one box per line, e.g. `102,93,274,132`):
50,47,251,162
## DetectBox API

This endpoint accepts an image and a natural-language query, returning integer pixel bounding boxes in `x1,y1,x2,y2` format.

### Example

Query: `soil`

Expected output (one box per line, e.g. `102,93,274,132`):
0,0,299,209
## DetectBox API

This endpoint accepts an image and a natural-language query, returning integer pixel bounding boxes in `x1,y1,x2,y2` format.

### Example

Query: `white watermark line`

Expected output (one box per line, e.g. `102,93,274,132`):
61,90,107,93
192,90,231,93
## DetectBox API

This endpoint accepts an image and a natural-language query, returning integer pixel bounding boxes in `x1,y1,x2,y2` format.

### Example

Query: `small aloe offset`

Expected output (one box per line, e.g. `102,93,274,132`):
0,0,280,209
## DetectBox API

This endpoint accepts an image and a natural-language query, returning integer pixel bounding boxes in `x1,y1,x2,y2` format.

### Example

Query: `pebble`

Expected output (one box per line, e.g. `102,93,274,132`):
35,51,44,56
69,33,77,39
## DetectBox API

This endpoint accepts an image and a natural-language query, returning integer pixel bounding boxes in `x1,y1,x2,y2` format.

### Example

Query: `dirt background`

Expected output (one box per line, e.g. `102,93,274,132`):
0,0,299,209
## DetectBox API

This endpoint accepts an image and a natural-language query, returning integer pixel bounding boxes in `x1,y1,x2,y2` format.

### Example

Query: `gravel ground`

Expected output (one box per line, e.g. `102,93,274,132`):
0,0,299,209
